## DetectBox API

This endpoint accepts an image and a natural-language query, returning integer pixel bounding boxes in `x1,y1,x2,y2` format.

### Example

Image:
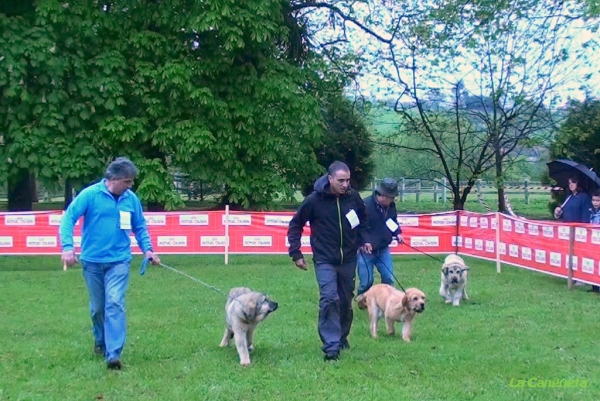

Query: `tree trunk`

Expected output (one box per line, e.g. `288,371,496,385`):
7,168,33,211
496,150,506,212
147,201,165,212
64,179,74,209
453,187,464,210
30,172,38,203
458,185,472,211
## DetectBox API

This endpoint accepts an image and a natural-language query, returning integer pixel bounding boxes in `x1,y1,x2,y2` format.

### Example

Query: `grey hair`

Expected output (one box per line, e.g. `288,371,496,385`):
105,157,138,180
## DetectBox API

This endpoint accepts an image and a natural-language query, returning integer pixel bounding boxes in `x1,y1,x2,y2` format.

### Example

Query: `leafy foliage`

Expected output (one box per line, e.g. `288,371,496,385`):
1,0,331,210
551,97,600,171
300,94,374,195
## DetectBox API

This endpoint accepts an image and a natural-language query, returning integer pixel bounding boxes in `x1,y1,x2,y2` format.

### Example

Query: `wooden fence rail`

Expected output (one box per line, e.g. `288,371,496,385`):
1,177,556,205
370,178,557,204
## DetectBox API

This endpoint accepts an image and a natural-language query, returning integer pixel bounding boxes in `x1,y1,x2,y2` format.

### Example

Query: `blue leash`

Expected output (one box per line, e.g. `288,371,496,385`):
139,257,151,276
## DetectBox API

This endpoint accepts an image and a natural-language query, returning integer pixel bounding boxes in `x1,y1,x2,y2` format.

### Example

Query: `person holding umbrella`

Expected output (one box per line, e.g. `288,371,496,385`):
549,170,594,291
553,175,592,222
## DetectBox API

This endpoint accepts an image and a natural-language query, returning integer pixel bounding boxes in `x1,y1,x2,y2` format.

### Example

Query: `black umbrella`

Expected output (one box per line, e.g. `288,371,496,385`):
546,159,600,191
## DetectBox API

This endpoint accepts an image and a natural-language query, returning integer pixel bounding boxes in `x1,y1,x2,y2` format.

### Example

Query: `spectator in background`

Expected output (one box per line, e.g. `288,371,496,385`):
588,189,600,292
554,175,593,290
554,175,592,222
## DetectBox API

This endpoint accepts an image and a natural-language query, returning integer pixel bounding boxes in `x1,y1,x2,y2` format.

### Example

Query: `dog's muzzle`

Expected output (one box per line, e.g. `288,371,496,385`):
267,300,278,313
415,304,425,313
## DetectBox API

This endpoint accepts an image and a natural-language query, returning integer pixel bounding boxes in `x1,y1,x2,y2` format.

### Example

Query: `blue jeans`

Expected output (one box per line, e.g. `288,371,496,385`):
357,247,394,295
81,261,130,362
314,260,356,354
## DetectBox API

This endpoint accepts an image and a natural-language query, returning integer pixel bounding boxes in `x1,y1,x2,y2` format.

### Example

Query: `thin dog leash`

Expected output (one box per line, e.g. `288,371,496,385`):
139,257,229,297
401,242,446,263
359,249,406,292
400,243,470,272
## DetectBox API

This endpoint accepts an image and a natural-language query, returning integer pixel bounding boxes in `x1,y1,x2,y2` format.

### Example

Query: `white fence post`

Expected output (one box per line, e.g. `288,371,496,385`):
442,177,447,203
400,178,405,202
225,204,230,265
495,212,501,273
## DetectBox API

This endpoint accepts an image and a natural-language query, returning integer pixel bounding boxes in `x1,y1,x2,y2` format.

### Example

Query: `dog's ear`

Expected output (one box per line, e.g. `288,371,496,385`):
356,294,367,310
402,292,410,309
250,296,268,319
247,301,258,320
442,265,449,275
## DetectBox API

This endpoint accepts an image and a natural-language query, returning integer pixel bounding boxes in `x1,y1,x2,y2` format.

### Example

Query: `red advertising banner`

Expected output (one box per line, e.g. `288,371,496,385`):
498,214,600,285
455,211,499,261
0,210,457,256
1,209,599,286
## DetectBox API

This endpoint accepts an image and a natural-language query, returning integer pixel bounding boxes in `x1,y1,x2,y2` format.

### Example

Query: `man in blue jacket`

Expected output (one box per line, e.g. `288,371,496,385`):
59,157,160,370
356,178,403,296
288,161,372,361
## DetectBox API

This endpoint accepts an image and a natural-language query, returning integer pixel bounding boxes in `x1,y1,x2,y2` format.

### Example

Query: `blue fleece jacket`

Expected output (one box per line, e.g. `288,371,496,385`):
59,179,153,263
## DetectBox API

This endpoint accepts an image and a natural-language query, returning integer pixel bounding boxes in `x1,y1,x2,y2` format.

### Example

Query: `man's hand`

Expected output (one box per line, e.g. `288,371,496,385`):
61,250,78,268
145,250,161,265
395,235,405,244
361,243,373,254
294,257,308,270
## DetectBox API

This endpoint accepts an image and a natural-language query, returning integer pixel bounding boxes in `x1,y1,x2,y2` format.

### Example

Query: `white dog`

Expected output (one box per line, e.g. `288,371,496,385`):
439,254,469,306
219,287,278,366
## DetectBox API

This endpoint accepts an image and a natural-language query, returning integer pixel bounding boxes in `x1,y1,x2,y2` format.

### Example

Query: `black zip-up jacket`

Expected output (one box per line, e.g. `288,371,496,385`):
288,175,370,265
364,194,401,252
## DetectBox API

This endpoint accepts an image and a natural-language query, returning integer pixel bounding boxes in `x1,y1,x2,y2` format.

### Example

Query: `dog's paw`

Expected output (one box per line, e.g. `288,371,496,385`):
402,337,411,343
247,344,254,352
452,302,461,307
240,361,251,367
445,299,452,304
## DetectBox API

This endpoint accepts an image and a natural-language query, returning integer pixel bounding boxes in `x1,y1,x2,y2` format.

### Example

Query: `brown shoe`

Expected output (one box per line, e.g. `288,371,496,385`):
107,360,122,370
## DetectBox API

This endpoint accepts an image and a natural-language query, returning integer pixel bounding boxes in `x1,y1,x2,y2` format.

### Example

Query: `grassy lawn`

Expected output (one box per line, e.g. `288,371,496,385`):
1,254,599,400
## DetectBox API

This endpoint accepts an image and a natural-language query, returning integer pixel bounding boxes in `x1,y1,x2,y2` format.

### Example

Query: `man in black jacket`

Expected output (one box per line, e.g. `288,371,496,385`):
288,161,372,361
356,177,403,296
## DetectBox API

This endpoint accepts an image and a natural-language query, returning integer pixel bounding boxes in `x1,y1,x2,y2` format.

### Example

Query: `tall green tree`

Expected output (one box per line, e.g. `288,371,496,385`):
551,97,600,172
1,0,329,210
0,1,42,210
301,94,375,195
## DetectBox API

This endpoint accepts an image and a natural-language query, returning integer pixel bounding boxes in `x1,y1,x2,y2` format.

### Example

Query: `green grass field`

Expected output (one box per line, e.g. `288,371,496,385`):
1,254,599,400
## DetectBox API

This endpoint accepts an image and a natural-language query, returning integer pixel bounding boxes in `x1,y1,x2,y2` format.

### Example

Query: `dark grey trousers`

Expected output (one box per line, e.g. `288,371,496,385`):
314,260,356,354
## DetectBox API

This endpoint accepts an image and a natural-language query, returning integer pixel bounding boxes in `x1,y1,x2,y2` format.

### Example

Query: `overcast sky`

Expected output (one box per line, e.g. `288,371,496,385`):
310,2,600,106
